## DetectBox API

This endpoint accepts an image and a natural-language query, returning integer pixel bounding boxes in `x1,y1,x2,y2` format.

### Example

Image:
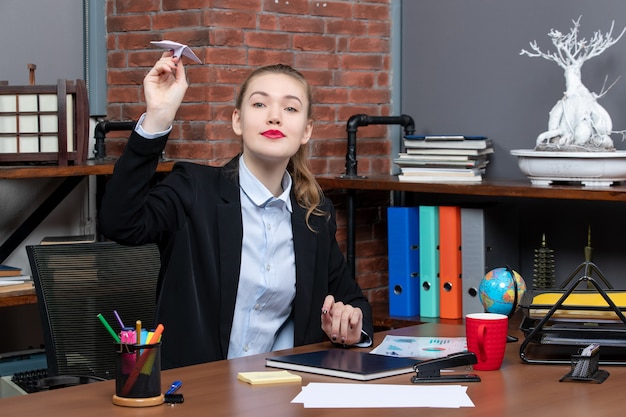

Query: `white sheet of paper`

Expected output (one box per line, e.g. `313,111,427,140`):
150,40,202,63
291,383,474,408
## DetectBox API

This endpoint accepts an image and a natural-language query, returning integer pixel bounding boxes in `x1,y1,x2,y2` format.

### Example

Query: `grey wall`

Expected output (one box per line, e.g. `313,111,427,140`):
0,0,84,85
400,1,626,288
401,0,626,180
0,0,88,356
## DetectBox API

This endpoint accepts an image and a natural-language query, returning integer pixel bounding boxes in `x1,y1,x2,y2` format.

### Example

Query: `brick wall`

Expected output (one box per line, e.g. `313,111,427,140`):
105,0,392,305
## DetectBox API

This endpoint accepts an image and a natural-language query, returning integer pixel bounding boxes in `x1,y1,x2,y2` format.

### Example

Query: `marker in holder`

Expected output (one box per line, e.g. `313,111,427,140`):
560,344,610,384
112,342,164,407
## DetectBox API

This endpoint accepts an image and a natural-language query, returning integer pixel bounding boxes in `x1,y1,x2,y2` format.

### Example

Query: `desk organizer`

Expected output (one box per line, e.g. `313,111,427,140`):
0,79,89,166
560,349,610,383
519,273,626,365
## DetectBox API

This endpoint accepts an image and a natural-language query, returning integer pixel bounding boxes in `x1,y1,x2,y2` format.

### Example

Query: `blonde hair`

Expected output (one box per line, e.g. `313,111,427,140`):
236,64,328,229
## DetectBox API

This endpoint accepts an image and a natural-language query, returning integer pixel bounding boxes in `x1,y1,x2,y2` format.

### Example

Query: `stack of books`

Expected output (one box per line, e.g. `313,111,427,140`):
0,264,33,292
394,135,493,183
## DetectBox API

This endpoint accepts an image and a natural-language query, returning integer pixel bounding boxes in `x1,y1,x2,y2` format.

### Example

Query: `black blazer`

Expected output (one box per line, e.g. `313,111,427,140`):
99,131,374,369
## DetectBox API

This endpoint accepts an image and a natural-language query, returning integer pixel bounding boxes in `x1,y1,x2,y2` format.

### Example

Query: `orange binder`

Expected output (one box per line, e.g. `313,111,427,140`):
438,206,462,319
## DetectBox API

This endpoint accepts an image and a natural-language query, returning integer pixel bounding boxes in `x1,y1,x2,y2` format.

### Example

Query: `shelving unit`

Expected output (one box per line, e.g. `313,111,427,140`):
4,167,626,309
0,161,175,307
317,174,626,327
316,175,626,203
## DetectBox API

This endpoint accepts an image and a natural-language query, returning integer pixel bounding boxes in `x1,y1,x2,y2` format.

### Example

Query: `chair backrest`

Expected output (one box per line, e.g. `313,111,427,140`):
26,242,160,380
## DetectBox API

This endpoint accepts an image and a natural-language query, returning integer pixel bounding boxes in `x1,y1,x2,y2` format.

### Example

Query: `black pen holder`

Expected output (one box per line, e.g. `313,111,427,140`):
112,342,164,407
560,348,609,383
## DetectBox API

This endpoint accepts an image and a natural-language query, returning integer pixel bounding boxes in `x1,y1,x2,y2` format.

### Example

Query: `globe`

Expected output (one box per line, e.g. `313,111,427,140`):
479,267,527,316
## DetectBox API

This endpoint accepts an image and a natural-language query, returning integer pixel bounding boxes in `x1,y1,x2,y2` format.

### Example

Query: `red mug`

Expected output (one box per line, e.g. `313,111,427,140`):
465,313,508,371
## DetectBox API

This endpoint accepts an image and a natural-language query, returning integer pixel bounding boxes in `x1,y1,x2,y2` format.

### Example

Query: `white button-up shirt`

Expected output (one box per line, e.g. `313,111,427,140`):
227,156,296,358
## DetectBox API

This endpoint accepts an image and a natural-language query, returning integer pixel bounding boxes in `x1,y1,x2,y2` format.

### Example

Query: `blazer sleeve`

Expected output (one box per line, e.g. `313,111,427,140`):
99,130,195,245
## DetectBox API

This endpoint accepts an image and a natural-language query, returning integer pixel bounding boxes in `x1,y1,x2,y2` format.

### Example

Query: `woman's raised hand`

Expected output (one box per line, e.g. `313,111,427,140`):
141,51,189,134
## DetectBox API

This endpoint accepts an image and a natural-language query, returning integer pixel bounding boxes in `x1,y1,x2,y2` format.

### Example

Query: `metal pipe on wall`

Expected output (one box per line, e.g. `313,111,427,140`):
340,114,415,280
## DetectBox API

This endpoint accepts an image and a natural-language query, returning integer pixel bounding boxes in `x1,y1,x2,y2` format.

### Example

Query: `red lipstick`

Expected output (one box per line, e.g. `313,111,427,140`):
262,130,285,139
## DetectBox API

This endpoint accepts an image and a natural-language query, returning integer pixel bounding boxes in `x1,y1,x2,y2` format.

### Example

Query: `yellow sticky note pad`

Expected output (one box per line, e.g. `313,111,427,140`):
237,370,302,385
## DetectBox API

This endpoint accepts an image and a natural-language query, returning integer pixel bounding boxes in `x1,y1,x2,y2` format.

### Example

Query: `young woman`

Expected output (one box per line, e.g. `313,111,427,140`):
99,52,373,369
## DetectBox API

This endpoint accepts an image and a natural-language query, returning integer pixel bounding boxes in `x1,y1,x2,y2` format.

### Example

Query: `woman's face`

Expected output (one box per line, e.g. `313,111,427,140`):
232,72,313,167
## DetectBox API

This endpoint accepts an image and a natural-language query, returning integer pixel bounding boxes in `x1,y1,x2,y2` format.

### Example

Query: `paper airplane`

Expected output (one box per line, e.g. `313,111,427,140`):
150,40,202,64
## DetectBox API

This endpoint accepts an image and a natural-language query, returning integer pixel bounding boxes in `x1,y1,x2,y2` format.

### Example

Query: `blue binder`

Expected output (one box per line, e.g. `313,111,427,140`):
387,207,420,316
419,206,440,318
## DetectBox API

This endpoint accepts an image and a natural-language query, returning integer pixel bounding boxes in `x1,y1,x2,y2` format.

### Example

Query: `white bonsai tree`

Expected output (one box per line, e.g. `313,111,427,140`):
520,17,626,151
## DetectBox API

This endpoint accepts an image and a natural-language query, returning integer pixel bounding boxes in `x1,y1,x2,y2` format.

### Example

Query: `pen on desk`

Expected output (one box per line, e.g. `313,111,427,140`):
97,313,121,343
113,310,125,329
166,380,182,395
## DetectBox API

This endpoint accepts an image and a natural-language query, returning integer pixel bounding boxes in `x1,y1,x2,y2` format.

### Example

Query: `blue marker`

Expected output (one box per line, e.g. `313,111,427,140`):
166,380,182,395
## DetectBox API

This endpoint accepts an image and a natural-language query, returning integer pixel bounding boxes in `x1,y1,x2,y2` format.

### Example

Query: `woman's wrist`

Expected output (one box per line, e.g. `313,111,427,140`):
135,113,172,138
141,109,175,134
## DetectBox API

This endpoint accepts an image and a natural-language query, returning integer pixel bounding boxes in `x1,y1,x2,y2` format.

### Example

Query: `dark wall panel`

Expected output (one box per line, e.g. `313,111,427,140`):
401,1,626,179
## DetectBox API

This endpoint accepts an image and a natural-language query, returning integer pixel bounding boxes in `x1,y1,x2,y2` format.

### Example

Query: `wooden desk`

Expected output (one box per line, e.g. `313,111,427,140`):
1,322,624,416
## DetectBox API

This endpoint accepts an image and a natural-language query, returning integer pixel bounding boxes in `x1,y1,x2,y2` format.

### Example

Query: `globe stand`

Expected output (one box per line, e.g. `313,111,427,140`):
506,270,521,343
480,266,524,343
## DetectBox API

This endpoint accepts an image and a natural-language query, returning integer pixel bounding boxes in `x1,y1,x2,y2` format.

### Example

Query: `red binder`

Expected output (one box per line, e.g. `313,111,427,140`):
438,206,463,319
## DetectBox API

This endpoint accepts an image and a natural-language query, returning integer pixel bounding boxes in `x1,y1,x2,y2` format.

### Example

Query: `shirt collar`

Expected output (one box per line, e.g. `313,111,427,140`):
239,155,293,212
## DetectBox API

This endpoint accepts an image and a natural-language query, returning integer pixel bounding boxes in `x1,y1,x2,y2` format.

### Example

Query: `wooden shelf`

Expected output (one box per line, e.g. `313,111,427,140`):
9,164,623,204
0,286,36,307
316,175,626,202
4,166,624,201
0,159,175,179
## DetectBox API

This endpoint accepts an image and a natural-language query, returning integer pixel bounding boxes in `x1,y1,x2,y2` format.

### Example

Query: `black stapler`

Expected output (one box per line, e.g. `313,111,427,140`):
411,351,481,383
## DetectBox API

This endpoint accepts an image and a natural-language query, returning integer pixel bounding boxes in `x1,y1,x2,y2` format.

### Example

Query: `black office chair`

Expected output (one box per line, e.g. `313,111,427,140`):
26,241,160,388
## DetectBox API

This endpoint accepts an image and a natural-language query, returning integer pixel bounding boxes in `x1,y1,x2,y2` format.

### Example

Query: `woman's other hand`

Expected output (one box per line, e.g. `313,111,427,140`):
321,295,364,346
